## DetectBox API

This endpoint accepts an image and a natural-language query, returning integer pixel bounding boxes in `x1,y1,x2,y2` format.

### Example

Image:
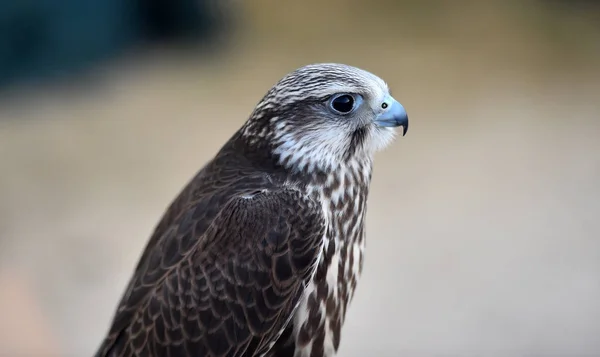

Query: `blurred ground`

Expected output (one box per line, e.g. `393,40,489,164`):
1,0,600,356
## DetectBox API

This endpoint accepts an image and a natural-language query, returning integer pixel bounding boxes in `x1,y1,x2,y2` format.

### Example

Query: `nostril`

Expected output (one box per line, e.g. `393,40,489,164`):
381,102,388,109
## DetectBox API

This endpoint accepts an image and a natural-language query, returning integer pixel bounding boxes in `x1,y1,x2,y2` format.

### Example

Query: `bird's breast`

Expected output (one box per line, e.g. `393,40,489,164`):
286,170,369,357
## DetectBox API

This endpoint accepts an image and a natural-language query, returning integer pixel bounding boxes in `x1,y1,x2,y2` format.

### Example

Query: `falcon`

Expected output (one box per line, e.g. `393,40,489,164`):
95,63,408,357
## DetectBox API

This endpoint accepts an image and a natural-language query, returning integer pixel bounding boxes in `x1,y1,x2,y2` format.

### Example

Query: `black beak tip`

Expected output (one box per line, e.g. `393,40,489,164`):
400,118,409,136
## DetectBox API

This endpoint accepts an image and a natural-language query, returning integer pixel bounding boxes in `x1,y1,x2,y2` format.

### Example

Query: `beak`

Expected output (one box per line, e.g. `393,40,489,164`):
374,96,409,136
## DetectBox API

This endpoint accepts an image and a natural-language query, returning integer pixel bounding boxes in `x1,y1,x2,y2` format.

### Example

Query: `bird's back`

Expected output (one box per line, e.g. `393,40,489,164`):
94,137,319,357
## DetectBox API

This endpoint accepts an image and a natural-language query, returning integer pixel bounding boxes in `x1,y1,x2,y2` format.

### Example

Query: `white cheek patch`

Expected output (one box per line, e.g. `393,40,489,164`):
274,124,351,172
370,127,397,153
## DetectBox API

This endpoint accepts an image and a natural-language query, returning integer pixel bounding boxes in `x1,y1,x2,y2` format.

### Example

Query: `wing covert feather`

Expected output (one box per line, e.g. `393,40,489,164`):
96,187,325,357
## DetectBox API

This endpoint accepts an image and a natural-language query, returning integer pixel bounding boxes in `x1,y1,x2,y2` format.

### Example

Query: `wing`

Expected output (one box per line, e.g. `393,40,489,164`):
95,186,325,357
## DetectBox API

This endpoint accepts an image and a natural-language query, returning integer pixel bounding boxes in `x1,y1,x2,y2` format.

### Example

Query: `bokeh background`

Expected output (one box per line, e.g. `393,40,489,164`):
1,0,599,356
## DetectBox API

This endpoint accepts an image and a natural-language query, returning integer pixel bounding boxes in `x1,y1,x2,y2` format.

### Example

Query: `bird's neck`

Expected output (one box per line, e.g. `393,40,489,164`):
306,158,372,190
231,128,375,191
304,157,372,239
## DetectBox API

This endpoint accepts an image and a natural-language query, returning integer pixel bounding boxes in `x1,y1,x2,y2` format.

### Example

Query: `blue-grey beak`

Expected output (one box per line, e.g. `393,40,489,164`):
374,97,409,136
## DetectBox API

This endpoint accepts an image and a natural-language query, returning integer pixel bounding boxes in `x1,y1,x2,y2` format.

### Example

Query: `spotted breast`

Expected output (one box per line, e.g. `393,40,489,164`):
266,157,372,357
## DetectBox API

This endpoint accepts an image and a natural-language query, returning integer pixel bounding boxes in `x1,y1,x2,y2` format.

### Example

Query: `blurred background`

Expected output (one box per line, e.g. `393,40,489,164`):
0,0,599,356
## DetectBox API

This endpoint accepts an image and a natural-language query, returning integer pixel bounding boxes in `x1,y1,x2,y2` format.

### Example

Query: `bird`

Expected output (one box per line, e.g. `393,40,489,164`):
94,63,408,357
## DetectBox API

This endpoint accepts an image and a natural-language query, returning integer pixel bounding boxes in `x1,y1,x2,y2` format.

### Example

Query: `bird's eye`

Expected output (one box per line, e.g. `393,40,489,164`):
329,94,359,114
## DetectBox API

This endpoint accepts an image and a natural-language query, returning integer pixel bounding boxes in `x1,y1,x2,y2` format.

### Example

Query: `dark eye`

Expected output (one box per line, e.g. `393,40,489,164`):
329,94,357,114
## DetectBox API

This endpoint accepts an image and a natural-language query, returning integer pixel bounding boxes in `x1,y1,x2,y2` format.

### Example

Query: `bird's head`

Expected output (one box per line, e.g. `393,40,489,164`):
240,63,408,174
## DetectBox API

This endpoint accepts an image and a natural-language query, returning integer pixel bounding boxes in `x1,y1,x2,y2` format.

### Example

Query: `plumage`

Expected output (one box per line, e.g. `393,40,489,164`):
95,63,408,357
